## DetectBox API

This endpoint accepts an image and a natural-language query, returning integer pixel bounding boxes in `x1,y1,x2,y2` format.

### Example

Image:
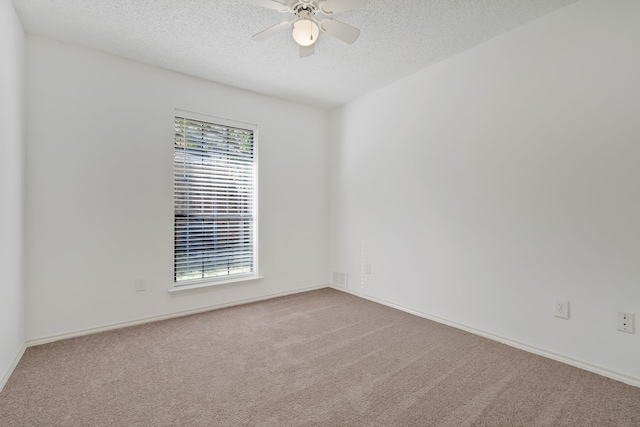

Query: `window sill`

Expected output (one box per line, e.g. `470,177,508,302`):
169,274,264,293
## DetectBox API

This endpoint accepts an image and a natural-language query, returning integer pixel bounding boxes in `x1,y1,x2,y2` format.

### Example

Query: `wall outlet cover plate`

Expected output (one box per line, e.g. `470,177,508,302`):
554,299,569,319
618,312,635,333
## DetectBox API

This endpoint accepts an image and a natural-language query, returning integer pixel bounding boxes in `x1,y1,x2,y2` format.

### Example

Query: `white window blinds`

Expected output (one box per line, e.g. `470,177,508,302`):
174,115,256,284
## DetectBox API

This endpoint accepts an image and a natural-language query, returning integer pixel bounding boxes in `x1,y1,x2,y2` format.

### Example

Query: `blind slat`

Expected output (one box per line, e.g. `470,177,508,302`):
174,116,256,284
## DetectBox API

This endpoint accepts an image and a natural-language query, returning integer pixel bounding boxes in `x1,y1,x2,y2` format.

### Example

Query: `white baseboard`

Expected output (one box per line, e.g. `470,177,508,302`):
27,284,328,347
0,343,27,393
23,283,640,389
330,285,640,388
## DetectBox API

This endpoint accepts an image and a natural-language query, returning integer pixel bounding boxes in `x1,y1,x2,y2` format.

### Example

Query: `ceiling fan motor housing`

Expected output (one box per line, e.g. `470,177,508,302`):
293,1,318,19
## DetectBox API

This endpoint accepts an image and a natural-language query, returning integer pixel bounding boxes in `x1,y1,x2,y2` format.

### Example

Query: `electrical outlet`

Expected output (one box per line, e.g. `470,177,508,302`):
618,312,635,334
554,299,569,319
134,278,147,292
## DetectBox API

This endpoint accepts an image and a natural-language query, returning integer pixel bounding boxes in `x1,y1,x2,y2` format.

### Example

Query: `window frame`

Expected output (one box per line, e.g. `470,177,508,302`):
171,110,260,292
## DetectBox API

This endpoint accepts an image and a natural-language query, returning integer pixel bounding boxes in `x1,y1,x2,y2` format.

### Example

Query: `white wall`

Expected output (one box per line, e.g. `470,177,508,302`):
0,0,25,390
329,0,640,382
25,36,329,341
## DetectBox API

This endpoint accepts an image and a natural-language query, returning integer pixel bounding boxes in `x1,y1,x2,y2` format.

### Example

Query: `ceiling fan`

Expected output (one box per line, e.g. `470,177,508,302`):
247,0,366,57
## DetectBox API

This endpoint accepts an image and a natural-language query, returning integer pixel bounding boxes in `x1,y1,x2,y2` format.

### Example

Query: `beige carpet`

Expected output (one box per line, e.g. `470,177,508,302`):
1,288,639,426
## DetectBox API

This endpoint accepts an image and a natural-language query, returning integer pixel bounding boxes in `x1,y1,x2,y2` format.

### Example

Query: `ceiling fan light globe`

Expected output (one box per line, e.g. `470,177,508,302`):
292,20,319,47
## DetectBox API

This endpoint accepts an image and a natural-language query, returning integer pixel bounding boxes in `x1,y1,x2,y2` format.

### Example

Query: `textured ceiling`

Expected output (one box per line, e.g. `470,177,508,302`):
11,0,579,110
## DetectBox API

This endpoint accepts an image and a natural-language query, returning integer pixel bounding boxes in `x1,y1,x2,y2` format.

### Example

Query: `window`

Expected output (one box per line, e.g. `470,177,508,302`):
173,114,257,287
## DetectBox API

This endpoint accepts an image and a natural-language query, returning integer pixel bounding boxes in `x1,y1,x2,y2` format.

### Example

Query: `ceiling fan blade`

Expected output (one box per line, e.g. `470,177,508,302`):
244,0,289,12
252,21,292,41
320,18,360,44
320,0,366,14
299,44,315,58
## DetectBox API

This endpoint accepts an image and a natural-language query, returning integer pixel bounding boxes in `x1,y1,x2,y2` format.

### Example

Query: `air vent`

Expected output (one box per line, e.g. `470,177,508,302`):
332,271,347,286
